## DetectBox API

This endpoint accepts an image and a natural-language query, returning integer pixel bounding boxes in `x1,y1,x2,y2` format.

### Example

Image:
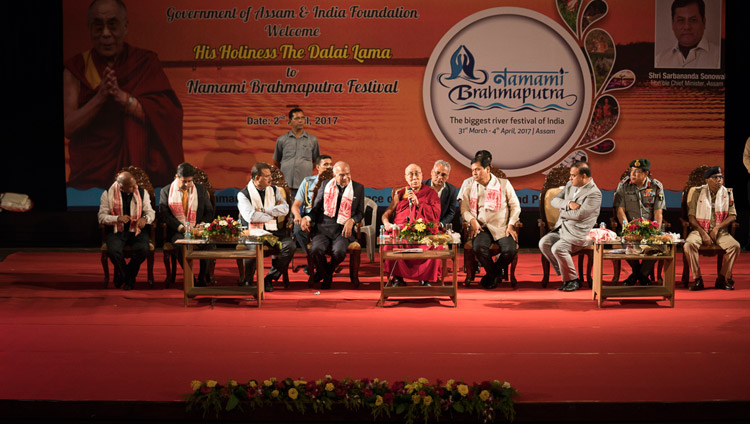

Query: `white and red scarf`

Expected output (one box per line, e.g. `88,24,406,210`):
695,184,729,231
247,183,278,231
106,181,142,236
469,175,503,218
323,180,354,225
167,178,197,226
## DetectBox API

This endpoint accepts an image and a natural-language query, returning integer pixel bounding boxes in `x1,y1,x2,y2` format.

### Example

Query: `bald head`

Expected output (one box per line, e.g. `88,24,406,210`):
88,0,129,59
405,163,422,190
332,161,351,187
116,171,136,193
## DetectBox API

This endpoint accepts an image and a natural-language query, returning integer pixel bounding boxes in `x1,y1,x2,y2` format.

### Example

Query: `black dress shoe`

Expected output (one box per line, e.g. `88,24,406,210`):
113,273,124,289
562,279,581,292
390,276,405,287
623,274,638,286
420,280,432,287
689,277,704,291
480,274,498,289
638,275,652,286
321,277,332,290
123,282,134,291
557,281,570,291
303,265,310,276
264,275,275,292
498,267,508,281
715,276,734,291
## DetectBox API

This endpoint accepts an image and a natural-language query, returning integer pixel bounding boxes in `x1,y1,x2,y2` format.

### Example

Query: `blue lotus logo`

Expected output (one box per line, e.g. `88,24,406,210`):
439,46,488,85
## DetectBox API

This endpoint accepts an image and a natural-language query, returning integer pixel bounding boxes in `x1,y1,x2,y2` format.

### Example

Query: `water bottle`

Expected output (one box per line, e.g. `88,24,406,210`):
379,225,385,244
184,221,192,240
599,222,606,229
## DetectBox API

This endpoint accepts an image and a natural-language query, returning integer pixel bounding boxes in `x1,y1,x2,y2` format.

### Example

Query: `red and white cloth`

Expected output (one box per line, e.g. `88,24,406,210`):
323,181,353,225
587,228,618,243
105,181,142,236
247,183,278,231
468,174,503,217
167,178,197,226
695,185,729,231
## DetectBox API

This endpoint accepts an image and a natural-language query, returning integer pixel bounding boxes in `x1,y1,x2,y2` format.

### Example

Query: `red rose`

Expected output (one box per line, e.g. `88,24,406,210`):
383,392,394,404
247,387,257,398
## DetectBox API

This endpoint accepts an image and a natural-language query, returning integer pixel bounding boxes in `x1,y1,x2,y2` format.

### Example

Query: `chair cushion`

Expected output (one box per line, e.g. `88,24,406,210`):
544,187,564,230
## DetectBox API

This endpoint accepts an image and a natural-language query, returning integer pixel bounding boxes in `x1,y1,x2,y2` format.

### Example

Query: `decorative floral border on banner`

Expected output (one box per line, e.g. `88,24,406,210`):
186,376,518,423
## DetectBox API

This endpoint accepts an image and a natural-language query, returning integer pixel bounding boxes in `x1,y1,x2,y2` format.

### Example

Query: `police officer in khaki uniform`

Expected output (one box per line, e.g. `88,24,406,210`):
613,159,665,285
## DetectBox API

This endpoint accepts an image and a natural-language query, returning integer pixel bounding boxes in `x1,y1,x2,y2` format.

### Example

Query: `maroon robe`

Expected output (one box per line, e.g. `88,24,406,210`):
385,184,443,281
64,44,183,188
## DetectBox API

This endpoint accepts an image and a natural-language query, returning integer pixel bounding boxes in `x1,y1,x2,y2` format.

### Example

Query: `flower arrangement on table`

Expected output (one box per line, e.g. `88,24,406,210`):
620,217,663,243
186,375,518,423
202,215,242,242
398,218,452,245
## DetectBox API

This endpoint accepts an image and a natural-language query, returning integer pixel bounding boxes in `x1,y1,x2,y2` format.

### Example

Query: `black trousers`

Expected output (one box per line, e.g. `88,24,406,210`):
310,232,350,279
472,231,517,277
627,259,656,277
106,230,150,283
243,230,294,282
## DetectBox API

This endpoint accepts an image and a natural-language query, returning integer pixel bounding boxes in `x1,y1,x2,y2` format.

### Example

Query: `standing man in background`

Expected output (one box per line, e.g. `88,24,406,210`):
274,108,320,199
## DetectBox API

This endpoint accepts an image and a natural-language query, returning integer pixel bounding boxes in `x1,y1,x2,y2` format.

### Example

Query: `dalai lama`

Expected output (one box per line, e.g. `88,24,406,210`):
63,0,183,189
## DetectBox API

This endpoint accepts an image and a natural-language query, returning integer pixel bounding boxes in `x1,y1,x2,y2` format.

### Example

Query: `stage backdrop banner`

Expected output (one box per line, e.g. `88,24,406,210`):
63,0,726,210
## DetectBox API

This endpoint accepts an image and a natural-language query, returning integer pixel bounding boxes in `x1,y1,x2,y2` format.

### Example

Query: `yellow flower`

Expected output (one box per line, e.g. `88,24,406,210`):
190,380,202,391
271,389,279,398
206,380,218,388
445,379,455,391
479,390,490,401
325,374,332,380
405,384,414,394
373,378,380,384
412,394,420,404
415,223,426,231
325,382,335,392
270,377,277,383
375,395,383,406
288,388,298,400
263,380,272,387
423,396,433,406
417,377,429,385
249,381,257,388
457,384,469,397
229,380,238,387
294,380,306,387
417,218,423,223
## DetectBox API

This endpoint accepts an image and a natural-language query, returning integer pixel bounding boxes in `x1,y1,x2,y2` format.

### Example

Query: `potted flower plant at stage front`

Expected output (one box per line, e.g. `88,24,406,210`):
203,215,242,242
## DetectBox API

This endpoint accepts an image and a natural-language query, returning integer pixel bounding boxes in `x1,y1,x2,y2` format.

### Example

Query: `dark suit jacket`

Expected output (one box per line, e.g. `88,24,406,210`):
159,183,214,242
306,179,365,243
423,179,458,227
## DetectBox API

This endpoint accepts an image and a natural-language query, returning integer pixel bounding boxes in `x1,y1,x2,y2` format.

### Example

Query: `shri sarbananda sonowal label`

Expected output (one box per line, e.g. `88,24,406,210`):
423,8,592,176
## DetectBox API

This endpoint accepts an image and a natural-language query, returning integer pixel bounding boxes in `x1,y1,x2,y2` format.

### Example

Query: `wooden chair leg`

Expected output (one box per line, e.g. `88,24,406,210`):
681,252,690,287
163,249,172,286
236,259,246,285
510,254,518,288
207,259,216,285
147,250,155,288
101,251,110,288
349,250,361,288
585,253,593,288
306,254,316,287
464,248,476,286
611,259,621,284
541,255,550,288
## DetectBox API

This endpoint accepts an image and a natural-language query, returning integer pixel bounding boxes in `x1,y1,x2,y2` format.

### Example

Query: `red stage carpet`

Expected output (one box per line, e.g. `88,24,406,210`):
1,250,749,420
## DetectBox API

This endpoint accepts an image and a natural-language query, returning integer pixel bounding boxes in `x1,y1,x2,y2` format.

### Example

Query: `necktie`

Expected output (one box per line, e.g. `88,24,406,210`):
181,189,189,214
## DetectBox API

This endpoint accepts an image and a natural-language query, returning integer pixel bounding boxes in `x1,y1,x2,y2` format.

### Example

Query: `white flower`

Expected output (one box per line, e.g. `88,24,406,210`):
219,220,228,226
502,381,511,389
